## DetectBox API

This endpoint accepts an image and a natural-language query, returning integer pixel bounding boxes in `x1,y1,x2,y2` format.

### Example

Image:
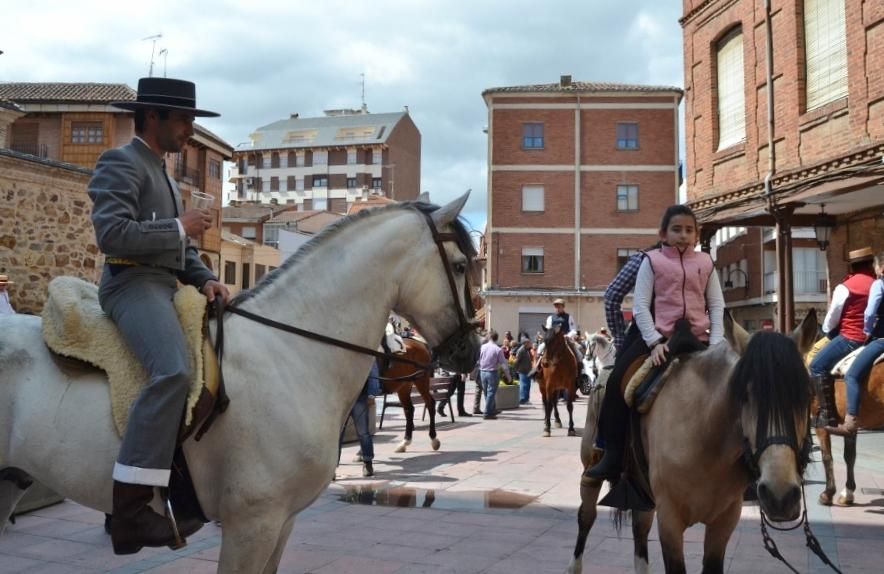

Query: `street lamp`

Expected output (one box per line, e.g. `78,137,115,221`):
813,204,836,251
723,268,750,290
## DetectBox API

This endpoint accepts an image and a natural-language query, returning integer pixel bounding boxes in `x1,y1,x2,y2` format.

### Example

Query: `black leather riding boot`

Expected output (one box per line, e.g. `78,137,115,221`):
110,481,179,555
812,374,839,428
585,381,629,480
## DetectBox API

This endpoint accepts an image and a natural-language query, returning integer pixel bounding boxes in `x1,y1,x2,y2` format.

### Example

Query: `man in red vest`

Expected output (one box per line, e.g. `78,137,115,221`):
811,247,877,429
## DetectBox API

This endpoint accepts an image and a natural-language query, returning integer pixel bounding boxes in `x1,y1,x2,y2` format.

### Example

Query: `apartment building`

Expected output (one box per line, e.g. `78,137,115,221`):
0,82,234,274
482,77,683,337
230,108,420,210
681,0,884,330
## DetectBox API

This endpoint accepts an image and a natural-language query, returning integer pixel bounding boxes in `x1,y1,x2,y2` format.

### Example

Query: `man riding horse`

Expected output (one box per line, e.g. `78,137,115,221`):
89,77,230,554
531,299,583,380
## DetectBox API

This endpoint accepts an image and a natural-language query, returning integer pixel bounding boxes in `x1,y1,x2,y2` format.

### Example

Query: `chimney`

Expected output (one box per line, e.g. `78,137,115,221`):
290,113,299,119
560,75,572,88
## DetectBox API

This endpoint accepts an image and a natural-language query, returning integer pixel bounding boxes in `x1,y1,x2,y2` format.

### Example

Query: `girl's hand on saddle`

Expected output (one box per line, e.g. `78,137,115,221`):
202,280,231,305
650,342,669,366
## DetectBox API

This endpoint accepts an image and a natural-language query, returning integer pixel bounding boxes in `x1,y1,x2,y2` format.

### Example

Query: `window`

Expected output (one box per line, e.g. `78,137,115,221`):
372,149,382,165
522,123,544,149
296,178,304,191
287,176,296,191
804,0,848,110
793,247,827,293
296,153,305,167
313,150,328,165
262,179,271,193
617,248,640,270
716,29,746,150
347,149,357,164
288,151,296,167
347,177,358,188
521,185,544,212
264,223,280,247
616,123,639,149
241,226,256,240
616,185,639,211
209,159,222,180
223,261,236,285
71,122,103,144
312,175,328,188
313,197,328,210
372,177,382,189
255,264,266,281
521,247,544,274
242,263,251,290
271,153,280,169
270,177,279,191
262,154,271,169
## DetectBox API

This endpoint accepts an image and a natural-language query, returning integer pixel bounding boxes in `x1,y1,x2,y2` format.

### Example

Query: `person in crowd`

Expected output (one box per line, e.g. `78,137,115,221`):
587,205,724,480
514,337,534,405
476,330,512,419
339,360,380,476
826,250,884,436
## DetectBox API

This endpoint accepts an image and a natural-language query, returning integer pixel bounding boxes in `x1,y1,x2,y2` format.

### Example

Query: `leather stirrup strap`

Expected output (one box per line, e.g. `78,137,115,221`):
194,298,230,441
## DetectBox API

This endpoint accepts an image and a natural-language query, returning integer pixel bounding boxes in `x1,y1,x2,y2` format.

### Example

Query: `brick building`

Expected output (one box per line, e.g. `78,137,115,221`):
230,108,420,210
0,82,234,275
681,0,884,330
481,77,683,337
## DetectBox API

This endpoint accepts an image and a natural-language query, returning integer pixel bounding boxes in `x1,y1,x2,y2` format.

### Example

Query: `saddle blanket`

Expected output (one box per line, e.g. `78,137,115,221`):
831,344,884,377
41,276,214,437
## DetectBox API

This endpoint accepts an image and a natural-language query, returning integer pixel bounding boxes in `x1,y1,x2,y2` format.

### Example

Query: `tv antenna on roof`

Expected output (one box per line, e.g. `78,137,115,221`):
360,72,367,112
142,34,163,77
158,48,168,77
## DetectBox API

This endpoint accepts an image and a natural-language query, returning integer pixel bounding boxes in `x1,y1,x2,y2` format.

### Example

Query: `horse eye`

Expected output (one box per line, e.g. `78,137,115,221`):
454,262,466,274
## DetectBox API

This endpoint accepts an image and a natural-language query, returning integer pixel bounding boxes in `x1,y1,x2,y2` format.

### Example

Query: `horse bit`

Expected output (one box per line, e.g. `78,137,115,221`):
740,428,843,574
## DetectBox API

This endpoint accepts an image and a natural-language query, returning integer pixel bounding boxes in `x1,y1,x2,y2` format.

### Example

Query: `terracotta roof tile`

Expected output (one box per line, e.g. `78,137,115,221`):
0,82,136,103
482,81,682,97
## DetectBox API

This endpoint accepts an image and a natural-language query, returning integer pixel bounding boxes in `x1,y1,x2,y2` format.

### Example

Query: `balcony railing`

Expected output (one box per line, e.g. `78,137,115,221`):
763,270,827,294
174,164,201,188
10,143,48,158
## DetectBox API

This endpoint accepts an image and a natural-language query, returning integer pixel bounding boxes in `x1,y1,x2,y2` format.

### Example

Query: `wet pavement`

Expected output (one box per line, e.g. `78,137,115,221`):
2,384,884,573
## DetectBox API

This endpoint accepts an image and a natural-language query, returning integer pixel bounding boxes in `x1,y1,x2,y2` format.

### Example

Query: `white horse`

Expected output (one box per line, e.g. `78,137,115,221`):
583,332,616,386
0,195,480,573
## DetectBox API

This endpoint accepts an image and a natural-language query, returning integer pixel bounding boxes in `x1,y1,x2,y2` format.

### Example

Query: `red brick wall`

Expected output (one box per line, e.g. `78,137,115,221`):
491,109,575,165
683,0,884,201
386,114,421,201
490,171,575,228
491,232,574,289
580,171,675,228
581,108,677,165
580,234,660,291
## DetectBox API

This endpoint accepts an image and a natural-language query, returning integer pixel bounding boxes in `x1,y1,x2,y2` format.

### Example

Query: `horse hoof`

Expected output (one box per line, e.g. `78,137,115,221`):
394,441,409,453
568,429,577,437
818,492,833,506
431,438,441,451
565,556,582,574
555,421,563,429
543,430,551,437
837,490,855,506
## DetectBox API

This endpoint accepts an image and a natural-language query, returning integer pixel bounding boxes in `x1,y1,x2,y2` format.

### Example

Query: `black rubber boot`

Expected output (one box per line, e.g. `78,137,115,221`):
110,482,179,555
362,461,374,477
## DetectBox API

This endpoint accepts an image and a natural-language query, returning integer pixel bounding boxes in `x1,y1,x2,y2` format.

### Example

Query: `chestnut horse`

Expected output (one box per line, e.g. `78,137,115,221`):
806,337,884,506
537,325,579,437
379,337,441,453
567,312,818,574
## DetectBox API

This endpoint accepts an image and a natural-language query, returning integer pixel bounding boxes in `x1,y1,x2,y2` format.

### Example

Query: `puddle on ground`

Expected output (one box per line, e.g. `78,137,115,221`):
337,484,536,510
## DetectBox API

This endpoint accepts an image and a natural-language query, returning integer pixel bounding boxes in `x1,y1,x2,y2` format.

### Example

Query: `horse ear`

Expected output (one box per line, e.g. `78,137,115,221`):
724,309,750,355
416,191,430,203
430,191,470,228
791,308,818,356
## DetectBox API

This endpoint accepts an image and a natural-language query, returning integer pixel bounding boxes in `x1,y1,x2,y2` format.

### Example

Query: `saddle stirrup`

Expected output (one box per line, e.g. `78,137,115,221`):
162,489,186,551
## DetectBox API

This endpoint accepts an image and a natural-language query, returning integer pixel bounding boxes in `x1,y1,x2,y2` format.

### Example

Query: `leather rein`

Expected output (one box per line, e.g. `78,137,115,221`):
194,208,477,440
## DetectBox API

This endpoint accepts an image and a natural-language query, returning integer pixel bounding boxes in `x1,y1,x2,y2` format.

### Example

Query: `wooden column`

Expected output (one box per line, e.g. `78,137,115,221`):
773,206,796,332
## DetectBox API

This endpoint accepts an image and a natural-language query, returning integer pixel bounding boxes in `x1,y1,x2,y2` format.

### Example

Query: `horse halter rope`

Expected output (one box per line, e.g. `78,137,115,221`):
740,428,843,574
195,207,478,440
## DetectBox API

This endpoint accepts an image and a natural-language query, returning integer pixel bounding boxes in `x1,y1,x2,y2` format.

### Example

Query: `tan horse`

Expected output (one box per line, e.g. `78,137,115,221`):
806,337,884,506
567,311,818,574
537,325,579,437
379,337,442,453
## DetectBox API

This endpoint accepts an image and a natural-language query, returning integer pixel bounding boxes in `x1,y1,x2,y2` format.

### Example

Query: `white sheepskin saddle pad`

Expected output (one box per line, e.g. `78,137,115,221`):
831,345,884,377
41,276,211,437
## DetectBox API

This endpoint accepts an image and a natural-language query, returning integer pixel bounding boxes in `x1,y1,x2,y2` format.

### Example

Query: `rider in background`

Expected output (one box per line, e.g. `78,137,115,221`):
587,204,724,480
339,360,380,476
825,250,884,436
811,247,877,432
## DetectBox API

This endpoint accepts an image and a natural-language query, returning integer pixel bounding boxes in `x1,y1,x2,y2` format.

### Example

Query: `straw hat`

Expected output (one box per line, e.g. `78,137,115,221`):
553,298,566,306
848,247,874,262
0,274,12,286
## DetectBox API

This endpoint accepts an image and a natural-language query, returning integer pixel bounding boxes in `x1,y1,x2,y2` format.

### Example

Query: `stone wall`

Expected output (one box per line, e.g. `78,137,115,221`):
0,150,100,314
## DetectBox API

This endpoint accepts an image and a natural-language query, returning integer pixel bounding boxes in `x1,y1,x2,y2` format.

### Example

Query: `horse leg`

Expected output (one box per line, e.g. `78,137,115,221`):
566,394,576,437
565,478,604,574
394,388,413,453
700,498,741,574
217,510,292,574
554,394,563,428
656,504,687,574
838,434,857,505
814,426,837,505
417,381,441,451
0,468,33,534
261,514,296,574
542,391,552,437
631,510,655,574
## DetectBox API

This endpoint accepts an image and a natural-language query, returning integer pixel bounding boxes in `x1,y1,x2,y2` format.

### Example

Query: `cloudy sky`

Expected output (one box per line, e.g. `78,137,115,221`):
2,0,684,230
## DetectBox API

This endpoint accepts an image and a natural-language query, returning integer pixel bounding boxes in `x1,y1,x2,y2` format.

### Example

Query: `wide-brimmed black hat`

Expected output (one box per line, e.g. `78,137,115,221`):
112,77,219,117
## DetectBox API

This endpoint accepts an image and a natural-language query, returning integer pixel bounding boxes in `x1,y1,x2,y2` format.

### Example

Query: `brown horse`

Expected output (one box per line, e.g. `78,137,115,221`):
537,325,579,437
806,337,884,506
567,312,818,574
379,337,441,453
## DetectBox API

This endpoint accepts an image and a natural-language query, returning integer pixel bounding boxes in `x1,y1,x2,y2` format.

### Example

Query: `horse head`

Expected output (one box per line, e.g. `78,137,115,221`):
725,309,818,522
393,193,481,373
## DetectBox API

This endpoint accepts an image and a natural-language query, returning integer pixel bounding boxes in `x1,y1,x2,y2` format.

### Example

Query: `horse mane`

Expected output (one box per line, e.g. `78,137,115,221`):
727,332,812,471
231,200,476,305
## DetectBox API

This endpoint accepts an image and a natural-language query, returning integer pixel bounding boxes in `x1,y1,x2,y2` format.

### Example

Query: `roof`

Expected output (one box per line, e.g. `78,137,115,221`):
346,194,396,215
294,212,344,234
0,82,136,103
193,124,234,156
222,204,296,222
237,111,408,152
270,210,325,224
482,81,683,97
0,98,25,112
221,231,256,247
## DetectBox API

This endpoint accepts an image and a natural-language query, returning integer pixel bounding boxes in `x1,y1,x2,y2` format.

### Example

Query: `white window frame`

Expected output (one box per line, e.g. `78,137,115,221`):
521,247,544,274
804,0,848,111
241,226,257,240
716,29,746,150
313,197,328,211
616,184,639,212
521,185,544,212
313,150,328,166
372,149,382,165
347,149,357,165
296,152,305,167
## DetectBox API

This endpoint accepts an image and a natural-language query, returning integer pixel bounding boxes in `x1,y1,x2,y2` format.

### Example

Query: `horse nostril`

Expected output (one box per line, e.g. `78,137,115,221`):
757,482,771,503
783,485,801,510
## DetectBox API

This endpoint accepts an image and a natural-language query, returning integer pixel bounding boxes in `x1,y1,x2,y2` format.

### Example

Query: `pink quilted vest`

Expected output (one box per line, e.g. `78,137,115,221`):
645,245,715,341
